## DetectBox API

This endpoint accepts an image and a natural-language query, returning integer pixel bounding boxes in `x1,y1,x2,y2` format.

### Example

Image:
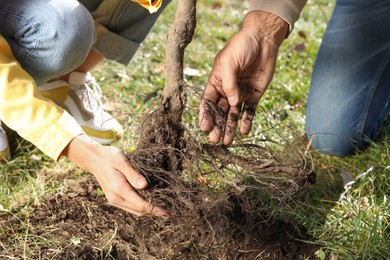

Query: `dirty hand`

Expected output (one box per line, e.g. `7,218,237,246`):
199,11,288,145
62,134,169,217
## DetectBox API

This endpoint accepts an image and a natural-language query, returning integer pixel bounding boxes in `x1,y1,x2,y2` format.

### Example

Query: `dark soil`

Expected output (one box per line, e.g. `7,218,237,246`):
0,172,319,259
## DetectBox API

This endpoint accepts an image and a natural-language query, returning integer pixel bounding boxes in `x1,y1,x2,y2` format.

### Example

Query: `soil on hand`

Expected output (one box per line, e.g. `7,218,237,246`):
0,173,318,259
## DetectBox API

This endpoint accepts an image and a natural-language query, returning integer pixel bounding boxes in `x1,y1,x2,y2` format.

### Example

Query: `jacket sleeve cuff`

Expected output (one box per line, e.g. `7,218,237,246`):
248,0,307,36
38,112,84,161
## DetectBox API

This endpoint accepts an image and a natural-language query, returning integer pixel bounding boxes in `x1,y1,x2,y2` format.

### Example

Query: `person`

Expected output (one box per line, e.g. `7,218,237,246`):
200,0,390,158
2,0,386,216
0,0,171,217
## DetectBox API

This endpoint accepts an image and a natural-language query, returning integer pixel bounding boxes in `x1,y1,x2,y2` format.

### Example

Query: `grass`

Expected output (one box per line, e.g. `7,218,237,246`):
1,0,389,259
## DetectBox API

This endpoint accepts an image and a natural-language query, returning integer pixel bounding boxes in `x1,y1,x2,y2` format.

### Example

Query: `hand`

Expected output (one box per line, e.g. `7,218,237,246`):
199,11,288,145
62,134,169,217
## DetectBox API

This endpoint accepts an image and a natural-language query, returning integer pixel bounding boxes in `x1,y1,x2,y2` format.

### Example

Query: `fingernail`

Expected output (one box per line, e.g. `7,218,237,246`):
227,96,236,105
137,178,147,188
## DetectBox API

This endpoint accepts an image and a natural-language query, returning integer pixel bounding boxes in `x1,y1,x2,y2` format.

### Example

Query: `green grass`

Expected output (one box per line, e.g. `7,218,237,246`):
1,0,389,259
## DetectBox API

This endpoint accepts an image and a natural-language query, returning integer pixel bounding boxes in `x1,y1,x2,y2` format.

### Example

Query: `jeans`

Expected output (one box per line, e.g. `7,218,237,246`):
305,0,390,156
0,0,95,85
0,0,170,85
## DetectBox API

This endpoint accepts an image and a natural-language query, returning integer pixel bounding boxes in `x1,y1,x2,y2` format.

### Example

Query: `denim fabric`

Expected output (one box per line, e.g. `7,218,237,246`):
306,0,390,156
78,0,172,65
0,0,95,85
0,0,171,84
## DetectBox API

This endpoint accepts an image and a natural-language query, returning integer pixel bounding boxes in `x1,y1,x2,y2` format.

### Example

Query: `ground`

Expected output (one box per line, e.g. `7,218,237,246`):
1,170,318,259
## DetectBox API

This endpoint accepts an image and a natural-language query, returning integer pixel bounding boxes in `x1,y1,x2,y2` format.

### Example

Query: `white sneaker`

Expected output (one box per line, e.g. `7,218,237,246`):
39,72,124,144
0,123,11,162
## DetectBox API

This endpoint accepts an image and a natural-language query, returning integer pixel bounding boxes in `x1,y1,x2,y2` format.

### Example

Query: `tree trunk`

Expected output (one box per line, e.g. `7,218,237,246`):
158,0,197,171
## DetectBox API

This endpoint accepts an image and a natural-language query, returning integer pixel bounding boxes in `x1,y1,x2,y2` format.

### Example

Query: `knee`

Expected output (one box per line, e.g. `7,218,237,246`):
9,0,95,83
305,77,366,157
40,1,96,75
305,130,361,157
305,116,368,157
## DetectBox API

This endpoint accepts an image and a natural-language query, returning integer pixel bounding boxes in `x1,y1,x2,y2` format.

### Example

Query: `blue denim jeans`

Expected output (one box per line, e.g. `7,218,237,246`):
305,0,390,156
0,0,95,85
0,0,170,85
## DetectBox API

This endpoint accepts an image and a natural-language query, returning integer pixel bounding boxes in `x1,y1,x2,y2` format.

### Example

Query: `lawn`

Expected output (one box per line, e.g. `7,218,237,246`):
1,0,389,259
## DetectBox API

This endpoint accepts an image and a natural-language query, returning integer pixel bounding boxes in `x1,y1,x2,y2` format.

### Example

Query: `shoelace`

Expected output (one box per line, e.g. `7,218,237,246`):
0,124,5,135
71,75,104,114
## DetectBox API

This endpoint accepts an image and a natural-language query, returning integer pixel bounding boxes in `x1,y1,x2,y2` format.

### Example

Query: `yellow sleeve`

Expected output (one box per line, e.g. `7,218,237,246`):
131,0,162,14
0,36,84,160
248,0,307,35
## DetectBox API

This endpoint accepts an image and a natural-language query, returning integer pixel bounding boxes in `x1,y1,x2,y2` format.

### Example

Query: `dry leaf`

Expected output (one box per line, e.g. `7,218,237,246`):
294,42,306,52
183,67,201,76
298,30,307,39
212,2,222,9
154,62,165,73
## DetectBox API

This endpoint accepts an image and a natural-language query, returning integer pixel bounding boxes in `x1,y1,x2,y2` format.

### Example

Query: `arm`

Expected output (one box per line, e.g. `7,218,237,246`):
199,1,306,144
249,0,308,35
0,36,81,159
0,36,167,217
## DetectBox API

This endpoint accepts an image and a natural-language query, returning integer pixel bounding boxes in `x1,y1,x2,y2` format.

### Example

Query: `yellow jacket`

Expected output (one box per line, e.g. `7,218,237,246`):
0,1,162,161
0,36,84,160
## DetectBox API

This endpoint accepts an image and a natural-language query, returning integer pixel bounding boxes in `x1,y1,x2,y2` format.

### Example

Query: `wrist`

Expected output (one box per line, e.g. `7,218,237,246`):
242,10,289,46
61,134,101,172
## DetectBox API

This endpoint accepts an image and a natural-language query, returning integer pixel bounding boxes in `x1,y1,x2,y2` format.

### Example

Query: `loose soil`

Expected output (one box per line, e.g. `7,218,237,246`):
0,172,319,259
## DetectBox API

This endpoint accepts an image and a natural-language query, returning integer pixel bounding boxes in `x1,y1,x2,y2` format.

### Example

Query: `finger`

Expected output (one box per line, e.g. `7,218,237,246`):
239,80,266,136
221,57,240,106
115,197,170,218
115,150,148,190
199,98,215,132
199,75,223,132
222,105,241,145
110,183,170,217
208,97,229,143
240,101,259,135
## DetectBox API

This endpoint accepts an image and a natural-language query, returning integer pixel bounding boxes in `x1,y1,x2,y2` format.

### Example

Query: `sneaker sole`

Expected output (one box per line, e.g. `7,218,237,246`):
81,126,119,145
40,84,123,143
0,145,11,162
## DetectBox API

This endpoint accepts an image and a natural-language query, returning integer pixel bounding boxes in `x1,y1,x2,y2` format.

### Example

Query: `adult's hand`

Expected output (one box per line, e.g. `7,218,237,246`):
62,134,169,217
199,11,288,145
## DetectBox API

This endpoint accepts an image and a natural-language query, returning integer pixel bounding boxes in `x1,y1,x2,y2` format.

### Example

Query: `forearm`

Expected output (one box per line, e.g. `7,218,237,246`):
248,0,307,35
60,134,102,173
242,10,289,46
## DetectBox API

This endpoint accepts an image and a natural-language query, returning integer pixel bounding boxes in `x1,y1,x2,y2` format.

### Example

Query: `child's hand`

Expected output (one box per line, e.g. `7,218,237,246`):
62,134,170,217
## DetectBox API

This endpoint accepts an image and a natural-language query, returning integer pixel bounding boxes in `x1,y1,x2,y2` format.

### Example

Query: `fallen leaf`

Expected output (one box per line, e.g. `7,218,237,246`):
154,62,165,73
70,237,81,246
116,72,130,81
294,42,306,52
298,30,307,39
183,67,201,76
212,2,222,9
30,154,42,161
